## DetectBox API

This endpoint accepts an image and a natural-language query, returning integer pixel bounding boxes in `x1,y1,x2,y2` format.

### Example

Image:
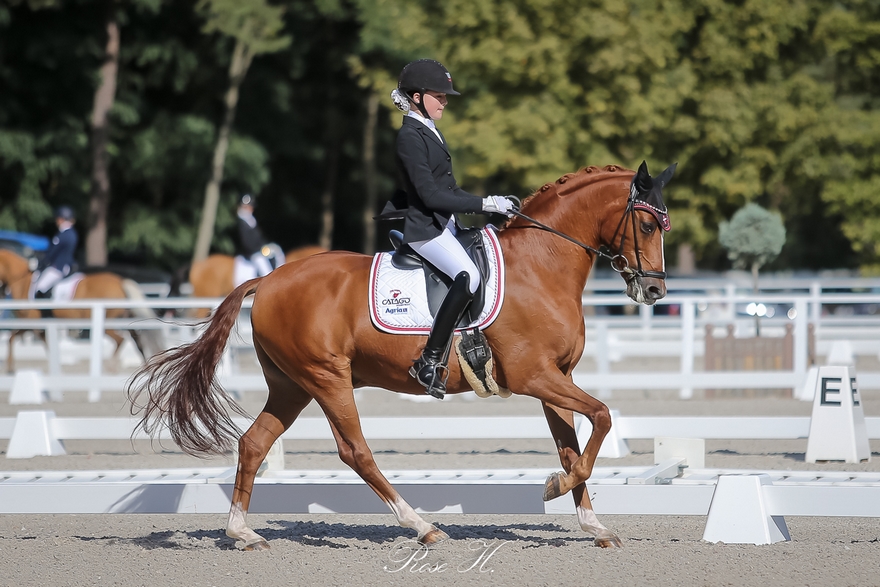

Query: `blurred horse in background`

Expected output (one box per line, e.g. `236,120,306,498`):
169,245,326,317
0,249,166,373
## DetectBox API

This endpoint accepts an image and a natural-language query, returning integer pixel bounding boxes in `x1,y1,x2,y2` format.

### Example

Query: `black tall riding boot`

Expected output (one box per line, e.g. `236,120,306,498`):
34,289,52,319
410,272,474,399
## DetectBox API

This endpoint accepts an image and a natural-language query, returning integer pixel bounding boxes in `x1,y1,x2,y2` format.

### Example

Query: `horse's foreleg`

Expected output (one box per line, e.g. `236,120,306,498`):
542,402,621,548
322,393,447,544
6,330,20,374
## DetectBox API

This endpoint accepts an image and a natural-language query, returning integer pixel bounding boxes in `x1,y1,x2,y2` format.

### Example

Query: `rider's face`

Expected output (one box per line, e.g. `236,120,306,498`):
416,91,447,120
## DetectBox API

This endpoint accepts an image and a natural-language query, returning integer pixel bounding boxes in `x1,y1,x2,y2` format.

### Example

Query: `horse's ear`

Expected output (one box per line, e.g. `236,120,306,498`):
655,162,678,188
635,160,653,192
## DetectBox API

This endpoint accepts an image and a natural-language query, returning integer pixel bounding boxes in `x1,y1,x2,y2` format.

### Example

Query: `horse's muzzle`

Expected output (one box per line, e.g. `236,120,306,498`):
627,275,667,305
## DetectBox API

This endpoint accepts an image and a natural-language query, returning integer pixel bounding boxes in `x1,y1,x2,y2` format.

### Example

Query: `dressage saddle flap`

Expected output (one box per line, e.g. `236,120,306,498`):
386,229,489,325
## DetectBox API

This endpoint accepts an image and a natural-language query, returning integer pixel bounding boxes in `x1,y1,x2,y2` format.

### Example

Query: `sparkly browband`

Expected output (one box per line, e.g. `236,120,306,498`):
634,201,671,231
630,178,671,232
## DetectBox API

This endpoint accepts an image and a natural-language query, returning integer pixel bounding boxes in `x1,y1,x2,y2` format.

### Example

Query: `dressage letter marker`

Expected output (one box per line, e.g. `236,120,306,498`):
805,366,870,463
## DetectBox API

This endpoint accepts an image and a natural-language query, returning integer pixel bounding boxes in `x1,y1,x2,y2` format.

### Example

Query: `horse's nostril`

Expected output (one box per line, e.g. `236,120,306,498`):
647,284,665,299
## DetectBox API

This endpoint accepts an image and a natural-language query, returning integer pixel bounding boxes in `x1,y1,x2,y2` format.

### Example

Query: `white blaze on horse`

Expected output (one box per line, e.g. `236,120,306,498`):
128,162,675,549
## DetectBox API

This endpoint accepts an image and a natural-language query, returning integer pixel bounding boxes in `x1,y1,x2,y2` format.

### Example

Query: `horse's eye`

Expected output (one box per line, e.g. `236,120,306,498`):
640,221,656,235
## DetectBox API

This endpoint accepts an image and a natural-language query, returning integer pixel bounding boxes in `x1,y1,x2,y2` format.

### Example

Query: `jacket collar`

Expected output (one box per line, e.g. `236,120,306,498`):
402,116,448,152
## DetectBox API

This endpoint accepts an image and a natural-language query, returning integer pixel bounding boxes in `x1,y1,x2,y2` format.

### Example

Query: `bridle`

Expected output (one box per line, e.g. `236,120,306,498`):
508,179,667,281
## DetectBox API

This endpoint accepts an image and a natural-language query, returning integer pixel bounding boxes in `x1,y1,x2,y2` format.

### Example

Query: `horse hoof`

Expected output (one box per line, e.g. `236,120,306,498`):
543,471,564,501
238,538,271,551
594,532,623,548
419,528,449,545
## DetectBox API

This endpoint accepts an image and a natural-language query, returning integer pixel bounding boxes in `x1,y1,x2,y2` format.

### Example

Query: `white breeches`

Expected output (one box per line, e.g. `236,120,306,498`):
32,266,65,297
410,224,480,294
249,253,274,277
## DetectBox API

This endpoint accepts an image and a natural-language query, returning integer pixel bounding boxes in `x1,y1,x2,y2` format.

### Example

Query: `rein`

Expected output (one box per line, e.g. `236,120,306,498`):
508,187,667,280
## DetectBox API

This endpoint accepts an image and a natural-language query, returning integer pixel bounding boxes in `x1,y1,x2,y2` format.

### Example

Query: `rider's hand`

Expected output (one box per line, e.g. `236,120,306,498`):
482,196,515,217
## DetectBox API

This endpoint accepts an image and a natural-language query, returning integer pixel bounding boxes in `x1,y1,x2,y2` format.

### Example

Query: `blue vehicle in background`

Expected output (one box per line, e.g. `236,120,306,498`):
0,229,49,263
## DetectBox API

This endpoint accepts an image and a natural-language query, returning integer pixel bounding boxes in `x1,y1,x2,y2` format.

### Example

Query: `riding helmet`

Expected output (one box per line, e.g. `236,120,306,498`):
398,59,460,96
54,205,75,221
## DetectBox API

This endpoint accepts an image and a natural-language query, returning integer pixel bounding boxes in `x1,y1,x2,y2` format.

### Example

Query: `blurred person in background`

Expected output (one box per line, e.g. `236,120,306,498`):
236,194,274,277
31,205,79,301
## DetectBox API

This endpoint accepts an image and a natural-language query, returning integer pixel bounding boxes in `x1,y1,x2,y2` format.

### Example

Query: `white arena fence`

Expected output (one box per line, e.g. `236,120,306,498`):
2,409,880,544
3,409,880,460
2,275,880,401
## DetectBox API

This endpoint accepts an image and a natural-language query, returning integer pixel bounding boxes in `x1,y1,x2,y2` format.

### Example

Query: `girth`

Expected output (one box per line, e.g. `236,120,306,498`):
387,229,489,327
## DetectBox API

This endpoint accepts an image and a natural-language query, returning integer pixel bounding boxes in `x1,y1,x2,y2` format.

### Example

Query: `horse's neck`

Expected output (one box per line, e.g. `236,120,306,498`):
500,227,596,297
1,257,33,299
502,181,628,295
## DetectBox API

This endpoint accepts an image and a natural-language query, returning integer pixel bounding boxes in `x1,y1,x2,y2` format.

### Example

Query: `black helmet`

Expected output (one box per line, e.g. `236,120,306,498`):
54,205,75,221
239,194,254,207
398,59,460,96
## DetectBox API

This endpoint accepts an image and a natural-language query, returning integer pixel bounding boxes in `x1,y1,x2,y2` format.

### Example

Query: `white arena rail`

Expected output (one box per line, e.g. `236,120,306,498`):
4,410,880,459
3,408,880,543
2,462,880,545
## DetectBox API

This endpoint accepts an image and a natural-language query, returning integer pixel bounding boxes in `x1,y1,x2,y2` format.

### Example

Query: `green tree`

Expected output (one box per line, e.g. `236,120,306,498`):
719,203,786,334
191,0,290,265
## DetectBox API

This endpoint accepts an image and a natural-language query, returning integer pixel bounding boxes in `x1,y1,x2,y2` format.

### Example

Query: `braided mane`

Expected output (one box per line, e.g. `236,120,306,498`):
500,164,633,229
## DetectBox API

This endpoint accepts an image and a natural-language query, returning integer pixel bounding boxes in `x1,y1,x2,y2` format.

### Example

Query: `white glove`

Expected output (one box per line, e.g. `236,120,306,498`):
482,196,515,216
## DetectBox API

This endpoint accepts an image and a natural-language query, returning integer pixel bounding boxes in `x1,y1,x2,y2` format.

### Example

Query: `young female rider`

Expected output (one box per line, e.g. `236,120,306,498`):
387,59,514,399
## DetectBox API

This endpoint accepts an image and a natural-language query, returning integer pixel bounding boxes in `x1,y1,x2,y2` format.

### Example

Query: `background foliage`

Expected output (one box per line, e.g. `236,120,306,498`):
1,0,878,273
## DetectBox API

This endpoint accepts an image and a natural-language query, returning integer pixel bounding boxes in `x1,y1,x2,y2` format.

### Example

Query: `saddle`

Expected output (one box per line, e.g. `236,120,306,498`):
387,229,489,327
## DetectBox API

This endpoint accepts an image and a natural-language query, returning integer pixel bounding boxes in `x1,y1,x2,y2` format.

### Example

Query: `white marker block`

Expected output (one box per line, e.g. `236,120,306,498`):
805,366,870,463
9,370,45,405
6,410,66,458
703,475,790,545
655,437,705,469
264,437,285,471
796,366,819,402
576,409,630,458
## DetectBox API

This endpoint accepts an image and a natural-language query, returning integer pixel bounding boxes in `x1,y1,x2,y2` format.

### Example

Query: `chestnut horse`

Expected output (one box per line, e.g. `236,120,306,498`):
0,249,165,373
170,245,326,317
128,162,675,550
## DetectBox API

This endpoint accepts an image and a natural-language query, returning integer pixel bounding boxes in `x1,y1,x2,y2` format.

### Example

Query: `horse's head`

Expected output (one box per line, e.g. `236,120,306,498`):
606,161,675,305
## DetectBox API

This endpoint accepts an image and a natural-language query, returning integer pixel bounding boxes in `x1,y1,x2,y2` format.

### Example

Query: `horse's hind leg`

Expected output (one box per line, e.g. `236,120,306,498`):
226,343,313,550
542,402,622,548
314,377,447,544
105,330,126,372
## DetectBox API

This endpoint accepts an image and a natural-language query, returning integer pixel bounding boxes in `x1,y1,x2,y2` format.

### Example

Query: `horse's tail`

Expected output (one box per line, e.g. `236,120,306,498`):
120,278,154,319
120,278,167,358
126,277,263,457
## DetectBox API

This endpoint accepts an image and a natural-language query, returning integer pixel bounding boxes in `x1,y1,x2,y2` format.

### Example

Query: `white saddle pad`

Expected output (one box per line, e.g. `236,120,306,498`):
233,256,257,288
52,273,85,303
369,228,505,335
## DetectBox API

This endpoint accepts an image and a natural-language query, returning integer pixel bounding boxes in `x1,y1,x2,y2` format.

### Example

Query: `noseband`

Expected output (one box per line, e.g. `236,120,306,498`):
508,183,667,280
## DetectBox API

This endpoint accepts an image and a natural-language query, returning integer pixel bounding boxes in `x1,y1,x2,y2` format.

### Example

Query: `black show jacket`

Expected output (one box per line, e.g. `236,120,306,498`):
392,116,483,243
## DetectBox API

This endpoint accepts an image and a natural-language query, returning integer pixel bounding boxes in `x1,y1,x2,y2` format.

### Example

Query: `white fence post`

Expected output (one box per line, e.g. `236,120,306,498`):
794,298,809,393
45,322,63,402
809,281,821,331
596,321,610,399
639,303,651,334
679,299,695,399
88,302,105,403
